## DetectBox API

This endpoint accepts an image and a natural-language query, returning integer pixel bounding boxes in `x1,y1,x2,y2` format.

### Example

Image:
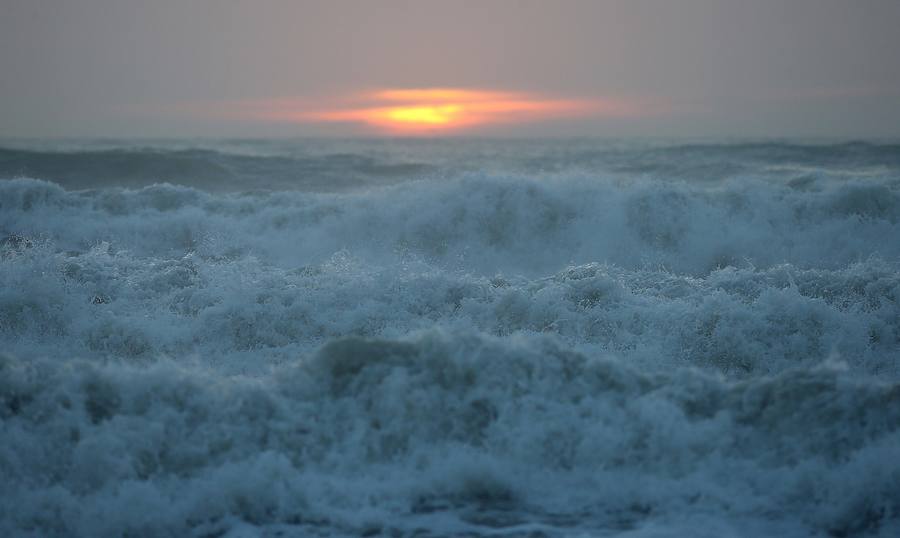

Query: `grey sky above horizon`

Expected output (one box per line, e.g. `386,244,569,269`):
2,0,900,138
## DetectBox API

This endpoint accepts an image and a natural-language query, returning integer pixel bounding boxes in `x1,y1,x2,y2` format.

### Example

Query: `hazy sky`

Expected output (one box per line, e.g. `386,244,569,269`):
3,0,900,138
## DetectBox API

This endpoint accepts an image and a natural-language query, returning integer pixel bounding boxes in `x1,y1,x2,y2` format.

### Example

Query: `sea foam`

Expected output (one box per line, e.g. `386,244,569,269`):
1,139,899,536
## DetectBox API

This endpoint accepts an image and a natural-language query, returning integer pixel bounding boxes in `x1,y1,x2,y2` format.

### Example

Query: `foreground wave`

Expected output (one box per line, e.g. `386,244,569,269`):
3,332,899,537
2,140,899,536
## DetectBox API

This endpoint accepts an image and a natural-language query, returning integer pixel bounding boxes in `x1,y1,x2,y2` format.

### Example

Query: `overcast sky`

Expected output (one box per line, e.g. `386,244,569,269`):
2,0,900,138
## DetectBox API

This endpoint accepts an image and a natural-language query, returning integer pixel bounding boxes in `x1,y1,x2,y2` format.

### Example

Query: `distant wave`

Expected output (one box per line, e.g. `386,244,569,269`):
2,170,899,273
2,139,900,191
0,146,435,191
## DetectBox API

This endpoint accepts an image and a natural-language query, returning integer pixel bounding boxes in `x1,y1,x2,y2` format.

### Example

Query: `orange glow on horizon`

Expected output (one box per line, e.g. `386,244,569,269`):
376,88,516,101
196,88,656,134
305,88,609,133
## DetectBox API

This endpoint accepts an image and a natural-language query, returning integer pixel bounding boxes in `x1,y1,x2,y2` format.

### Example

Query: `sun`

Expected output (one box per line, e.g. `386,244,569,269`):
204,87,648,135
308,88,593,134
384,104,463,126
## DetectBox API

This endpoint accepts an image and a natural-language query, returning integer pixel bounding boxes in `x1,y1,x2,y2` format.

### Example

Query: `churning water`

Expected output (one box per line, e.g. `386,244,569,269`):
2,138,899,536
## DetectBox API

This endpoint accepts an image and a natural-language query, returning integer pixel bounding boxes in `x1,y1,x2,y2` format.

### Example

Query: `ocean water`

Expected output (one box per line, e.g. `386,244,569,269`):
1,138,899,537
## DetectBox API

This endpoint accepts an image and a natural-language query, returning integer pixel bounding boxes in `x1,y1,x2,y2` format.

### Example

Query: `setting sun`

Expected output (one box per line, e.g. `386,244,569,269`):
304,88,609,133
384,105,463,125
185,87,650,135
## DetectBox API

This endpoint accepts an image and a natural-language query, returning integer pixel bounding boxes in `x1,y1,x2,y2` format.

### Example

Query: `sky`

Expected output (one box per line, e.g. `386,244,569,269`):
2,0,900,138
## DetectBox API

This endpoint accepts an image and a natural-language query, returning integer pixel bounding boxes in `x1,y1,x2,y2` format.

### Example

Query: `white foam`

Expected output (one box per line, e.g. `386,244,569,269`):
2,140,899,535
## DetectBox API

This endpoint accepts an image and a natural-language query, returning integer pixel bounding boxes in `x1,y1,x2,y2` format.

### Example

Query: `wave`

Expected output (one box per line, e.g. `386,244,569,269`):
0,146,435,191
2,140,899,536
1,332,898,536
2,170,899,274
3,139,900,191
2,174,898,376
1,237,898,379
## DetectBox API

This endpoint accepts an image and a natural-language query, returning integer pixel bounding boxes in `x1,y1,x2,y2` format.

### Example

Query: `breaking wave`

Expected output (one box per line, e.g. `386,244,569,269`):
2,334,899,537
1,139,899,536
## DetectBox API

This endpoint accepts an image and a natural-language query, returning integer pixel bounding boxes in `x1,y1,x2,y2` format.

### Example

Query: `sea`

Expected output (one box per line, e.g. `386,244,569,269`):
1,138,899,537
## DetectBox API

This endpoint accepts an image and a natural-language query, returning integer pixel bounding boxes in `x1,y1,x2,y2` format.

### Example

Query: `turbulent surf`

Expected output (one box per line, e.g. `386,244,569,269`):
1,139,899,537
